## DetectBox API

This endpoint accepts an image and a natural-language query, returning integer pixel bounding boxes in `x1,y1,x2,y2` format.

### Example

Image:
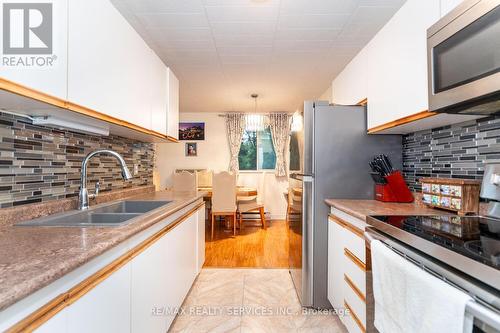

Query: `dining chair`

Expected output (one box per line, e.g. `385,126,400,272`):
237,172,266,231
211,171,237,239
196,170,212,188
286,187,302,223
172,171,197,192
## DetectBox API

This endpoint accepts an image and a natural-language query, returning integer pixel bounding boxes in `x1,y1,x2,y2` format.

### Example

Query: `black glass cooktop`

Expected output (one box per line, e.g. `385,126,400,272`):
370,215,500,270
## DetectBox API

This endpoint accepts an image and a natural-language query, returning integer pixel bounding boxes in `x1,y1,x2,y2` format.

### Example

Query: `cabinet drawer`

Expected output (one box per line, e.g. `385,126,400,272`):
344,300,366,333
344,274,366,326
344,249,366,294
329,214,365,263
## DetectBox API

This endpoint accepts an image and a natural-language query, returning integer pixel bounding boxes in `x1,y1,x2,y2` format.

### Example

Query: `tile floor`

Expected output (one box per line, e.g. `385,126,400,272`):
169,269,348,333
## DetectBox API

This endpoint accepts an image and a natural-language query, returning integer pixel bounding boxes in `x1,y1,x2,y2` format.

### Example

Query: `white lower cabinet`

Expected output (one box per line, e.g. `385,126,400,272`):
20,203,205,333
130,232,171,332
33,308,68,333
67,263,131,333
197,207,206,272
328,216,346,311
328,210,369,333
131,212,198,332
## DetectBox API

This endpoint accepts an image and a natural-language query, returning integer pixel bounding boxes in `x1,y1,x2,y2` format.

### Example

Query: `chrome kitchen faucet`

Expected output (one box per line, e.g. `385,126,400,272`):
78,149,133,210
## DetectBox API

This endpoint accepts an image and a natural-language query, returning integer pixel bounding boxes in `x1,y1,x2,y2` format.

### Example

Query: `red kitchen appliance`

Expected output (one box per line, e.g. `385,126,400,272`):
373,171,414,203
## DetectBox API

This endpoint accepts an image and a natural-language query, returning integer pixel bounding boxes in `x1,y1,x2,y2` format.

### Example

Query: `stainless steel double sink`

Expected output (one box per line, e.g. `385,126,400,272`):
16,200,172,227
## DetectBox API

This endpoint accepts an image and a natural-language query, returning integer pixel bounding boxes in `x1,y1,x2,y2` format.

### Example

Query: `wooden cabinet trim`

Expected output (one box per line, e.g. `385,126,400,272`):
6,202,204,333
357,98,368,106
344,248,366,272
328,214,364,239
0,77,178,143
344,300,366,333
367,109,437,134
344,274,366,303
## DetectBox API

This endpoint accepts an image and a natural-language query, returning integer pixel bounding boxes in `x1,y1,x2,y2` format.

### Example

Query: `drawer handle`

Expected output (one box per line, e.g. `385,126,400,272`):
328,214,364,239
344,248,366,272
344,300,366,333
344,274,366,303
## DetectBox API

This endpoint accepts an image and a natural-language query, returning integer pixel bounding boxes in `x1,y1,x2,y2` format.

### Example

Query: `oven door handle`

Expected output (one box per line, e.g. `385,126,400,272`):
365,228,500,330
364,227,391,248
466,301,500,330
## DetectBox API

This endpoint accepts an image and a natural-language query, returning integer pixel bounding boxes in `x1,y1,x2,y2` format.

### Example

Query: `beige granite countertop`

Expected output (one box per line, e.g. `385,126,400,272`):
325,199,446,221
0,190,205,311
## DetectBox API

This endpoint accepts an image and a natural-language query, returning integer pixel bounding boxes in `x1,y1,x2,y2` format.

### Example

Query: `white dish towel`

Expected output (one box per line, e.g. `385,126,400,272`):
371,240,474,333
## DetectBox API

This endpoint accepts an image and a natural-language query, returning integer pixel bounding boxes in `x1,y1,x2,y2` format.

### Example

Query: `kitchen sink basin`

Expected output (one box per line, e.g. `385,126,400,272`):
91,201,171,214
16,200,172,227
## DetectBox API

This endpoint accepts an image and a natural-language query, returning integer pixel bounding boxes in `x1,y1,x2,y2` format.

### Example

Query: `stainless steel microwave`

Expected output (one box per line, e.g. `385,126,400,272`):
427,0,500,115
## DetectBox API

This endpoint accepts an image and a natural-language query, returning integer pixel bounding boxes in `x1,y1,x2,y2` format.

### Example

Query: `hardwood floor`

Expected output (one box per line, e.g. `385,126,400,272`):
204,219,289,268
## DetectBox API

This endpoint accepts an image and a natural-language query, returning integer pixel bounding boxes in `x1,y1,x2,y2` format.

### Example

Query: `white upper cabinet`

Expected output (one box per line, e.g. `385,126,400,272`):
366,0,440,130
331,0,472,133
150,59,181,138
167,69,179,139
67,0,153,130
150,55,168,135
0,0,68,99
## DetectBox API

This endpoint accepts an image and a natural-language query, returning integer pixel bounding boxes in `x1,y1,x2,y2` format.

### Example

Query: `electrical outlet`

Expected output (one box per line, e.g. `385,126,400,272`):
133,163,139,176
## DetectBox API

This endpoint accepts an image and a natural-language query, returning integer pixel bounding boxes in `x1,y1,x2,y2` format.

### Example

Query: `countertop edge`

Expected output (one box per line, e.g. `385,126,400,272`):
0,191,206,311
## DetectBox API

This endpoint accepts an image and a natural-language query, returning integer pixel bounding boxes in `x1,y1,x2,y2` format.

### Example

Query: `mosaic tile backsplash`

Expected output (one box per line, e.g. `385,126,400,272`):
0,112,154,208
403,116,500,191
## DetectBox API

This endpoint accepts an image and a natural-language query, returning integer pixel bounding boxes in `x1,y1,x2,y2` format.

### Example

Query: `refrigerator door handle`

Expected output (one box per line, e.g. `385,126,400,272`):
290,173,314,181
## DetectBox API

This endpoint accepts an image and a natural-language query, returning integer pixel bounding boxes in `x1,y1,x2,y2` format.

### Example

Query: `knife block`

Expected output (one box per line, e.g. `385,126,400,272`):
374,171,414,203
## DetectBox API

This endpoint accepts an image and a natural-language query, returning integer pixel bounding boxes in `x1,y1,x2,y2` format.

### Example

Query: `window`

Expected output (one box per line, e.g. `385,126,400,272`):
238,127,276,171
289,131,300,171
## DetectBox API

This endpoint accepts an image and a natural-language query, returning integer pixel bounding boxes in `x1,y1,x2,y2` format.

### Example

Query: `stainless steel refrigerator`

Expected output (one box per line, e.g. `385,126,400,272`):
288,101,402,308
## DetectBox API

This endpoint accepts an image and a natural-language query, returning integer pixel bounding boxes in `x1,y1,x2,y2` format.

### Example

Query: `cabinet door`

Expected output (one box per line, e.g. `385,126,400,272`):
67,263,131,333
33,308,68,333
68,0,152,130
327,217,345,311
166,69,179,139
0,0,68,99
366,0,441,129
150,55,168,135
197,206,206,272
131,212,198,332
131,229,171,333
171,213,198,302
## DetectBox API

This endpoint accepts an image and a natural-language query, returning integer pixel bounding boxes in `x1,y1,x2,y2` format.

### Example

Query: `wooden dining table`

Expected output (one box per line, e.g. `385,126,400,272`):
198,186,258,198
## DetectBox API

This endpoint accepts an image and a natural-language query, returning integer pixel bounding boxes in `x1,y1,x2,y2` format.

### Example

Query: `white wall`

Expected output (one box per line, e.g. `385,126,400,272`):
155,113,288,220
318,86,332,103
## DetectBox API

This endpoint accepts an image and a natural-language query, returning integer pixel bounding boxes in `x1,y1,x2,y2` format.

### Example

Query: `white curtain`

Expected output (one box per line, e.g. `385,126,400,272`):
225,114,246,173
269,113,291,177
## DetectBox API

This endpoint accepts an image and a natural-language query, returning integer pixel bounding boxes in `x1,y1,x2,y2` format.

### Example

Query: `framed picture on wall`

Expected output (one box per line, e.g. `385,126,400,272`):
185,142,197,157
179,122,205,141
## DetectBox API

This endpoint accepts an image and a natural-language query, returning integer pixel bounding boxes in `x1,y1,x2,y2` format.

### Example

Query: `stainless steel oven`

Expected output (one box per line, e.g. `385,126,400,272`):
365,228,500,333
427,0,500,115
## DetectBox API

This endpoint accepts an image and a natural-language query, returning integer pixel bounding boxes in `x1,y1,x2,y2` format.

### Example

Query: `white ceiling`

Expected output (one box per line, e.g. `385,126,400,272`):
112,0,406,113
